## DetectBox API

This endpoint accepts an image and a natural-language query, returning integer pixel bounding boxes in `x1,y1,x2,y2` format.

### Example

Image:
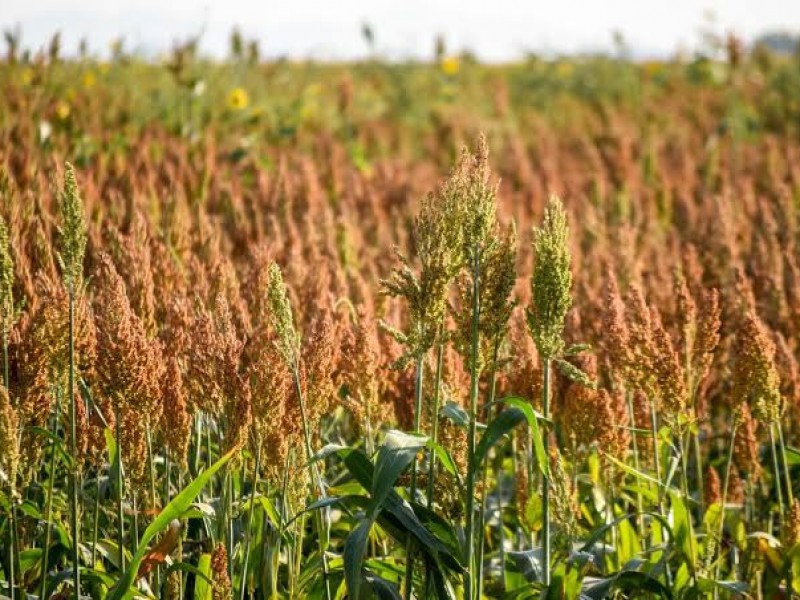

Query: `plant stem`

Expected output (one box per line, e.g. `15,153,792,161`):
240,443,261,600
678,432,697,585
693,431,705,517
714,416,738,595
426,327,445,509
91,476,100,567
404,353,425,600
291,370,332,600
67,289,81,597
280,450,292,599
541,358,551,587
8,502,17,600
777,422,794,505
464,253,482,600
769,423,785,523
40,389,62,600
115,402,125,572
146,424,160,593
477,339,500,597
626,392,646,545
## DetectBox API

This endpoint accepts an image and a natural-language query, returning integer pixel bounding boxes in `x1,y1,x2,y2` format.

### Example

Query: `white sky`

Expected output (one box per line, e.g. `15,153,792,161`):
3,0,800,60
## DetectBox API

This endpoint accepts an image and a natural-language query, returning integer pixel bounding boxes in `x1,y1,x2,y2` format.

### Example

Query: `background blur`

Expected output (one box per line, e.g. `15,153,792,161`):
4,0,800,61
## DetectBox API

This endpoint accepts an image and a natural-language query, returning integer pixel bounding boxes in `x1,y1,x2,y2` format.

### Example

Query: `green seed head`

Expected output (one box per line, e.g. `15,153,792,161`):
58,162,87,290
0,217,14,334
267,262,300,369
527,196,572,360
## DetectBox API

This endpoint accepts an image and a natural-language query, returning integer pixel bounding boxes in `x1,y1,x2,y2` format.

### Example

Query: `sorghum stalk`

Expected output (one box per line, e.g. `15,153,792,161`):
146,424,160,592
464,251,482,600
68,290,82,595
240,444,261,600
627,393,646,543
677,432,698,584
769,424,785,519
291,370,333,600
59,163,87,597
426,323,446,508
268,262,331,600
477,339,501,597
527,197,573,587
92,476,100,566
404,353,425,600
778,424,794,505
115,402,125,571
714,415,738,589
279,450,292,599
541,359,551,585
40,389,62,600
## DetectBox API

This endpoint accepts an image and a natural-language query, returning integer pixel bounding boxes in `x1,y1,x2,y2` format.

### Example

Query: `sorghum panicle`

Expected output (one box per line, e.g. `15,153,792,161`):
528,196,572,360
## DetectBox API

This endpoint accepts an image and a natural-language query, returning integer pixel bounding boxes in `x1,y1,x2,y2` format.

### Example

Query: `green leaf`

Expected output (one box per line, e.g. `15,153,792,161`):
194,553,213,600
502,397,549,477
108,449,235,600
669,490,697,570
341,448,462,572
583,570,673,600
441,401,470,428
365,574,402,599
473,407,526,468
344,519,372,599
508,548,544,582
372,430,426,515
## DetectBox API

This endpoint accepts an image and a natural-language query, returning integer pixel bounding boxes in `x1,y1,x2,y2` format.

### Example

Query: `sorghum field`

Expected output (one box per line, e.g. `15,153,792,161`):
2,33,800,600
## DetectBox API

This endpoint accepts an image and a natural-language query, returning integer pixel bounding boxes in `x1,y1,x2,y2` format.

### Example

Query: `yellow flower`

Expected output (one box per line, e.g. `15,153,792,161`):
55,101,71,121
82,71,96,89
440,56,460,76
20,68,34,86
227,87,249,111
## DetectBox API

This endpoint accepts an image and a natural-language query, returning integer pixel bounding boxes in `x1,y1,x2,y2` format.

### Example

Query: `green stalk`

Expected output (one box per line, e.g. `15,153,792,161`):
91,476,101,567
114,402,125,572
626,392,645,545
693,431,705,517
132,494,139,557
777,421,796,600
678,432,697,585
7,499,16,600
67,289,81,597
146,424,160,593
778,422,794,505
464,253,482,600
404,353,425,600
714,416,738,595
477,339,500,597
426,322,446,509
541,358,551,587
177,470,184,599
39,389,62,600
280,450,293,599
769,424,785,522
240,444,262,600
291,370,332,600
